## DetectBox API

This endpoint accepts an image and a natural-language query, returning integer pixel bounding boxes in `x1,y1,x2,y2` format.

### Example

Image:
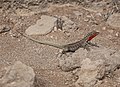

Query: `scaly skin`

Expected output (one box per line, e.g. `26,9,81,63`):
17,30,99,54
62,30,99,53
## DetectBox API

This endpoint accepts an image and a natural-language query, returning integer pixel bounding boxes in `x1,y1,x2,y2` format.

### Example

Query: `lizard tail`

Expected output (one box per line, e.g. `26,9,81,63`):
16,30,64,49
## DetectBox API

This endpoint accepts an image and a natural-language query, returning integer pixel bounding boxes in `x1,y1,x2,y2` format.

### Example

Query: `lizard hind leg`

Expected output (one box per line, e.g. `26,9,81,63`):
83,42,91,51
83,41,99,51
84,45,91,51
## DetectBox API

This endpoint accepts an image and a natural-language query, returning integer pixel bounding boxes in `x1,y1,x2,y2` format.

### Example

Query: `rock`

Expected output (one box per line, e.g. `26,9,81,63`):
107,13,120,28
75,58,104,87
102,27,106,30
58,56,80,72
58,47,120,87
115,32,119,37
58,49,87,72
0,61,35,87
25,15,57,35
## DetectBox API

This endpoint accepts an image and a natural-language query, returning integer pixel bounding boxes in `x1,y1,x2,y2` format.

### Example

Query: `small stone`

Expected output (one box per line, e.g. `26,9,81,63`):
53,27,57,31
96,13,102,16
18,39,21,42
50,36,54,38
84,19,89,22
102,27,106,30
115,32,119,37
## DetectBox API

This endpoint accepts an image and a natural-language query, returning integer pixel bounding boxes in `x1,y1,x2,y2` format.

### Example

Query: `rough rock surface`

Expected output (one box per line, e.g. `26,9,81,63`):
0,61,35,87
58,56,80,72
25,15,57,35
58,47,120,87
75,58,104,87
107,13,120,28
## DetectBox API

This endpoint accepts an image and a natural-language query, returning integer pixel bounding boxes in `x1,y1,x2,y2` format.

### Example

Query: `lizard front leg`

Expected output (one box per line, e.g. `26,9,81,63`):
83,41,99,51
87,41,99,47
57,49,64,57
57,49,73,57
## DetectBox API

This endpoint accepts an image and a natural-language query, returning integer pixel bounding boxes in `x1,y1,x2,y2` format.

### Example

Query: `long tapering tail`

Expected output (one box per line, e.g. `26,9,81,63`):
16,30,64,49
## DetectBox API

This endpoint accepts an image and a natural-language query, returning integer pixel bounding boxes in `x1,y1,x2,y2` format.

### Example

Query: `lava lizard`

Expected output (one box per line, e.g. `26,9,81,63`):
17,30,99,54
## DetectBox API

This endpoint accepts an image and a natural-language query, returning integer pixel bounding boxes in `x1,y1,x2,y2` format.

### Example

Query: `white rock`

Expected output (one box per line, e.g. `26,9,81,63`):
102,27,106,30
58,56,80,72
116,32,119,37
59,47,120,87
25,15,57,35
75,58,104,87
0,61,35,87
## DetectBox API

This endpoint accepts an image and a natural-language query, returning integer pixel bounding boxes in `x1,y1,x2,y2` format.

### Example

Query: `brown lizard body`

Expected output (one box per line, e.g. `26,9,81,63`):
61,30,99,53
17,30,99,54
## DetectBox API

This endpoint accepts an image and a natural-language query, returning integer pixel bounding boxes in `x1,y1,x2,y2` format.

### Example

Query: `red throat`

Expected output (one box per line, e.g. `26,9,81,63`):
87,33,99,41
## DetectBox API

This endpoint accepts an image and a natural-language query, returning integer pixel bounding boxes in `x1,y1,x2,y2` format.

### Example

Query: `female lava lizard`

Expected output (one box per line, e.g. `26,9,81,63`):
17,30,99,54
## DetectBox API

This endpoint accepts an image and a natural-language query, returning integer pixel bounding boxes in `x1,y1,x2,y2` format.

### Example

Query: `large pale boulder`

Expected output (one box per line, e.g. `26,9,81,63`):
0,61,35,87
25,15,57,35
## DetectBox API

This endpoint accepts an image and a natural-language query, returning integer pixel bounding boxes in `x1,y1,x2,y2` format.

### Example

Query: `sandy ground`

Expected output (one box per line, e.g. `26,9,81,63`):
0,1,120,87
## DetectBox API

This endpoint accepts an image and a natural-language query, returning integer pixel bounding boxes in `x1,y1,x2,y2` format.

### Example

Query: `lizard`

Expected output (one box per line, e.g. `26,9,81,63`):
16,30,99,54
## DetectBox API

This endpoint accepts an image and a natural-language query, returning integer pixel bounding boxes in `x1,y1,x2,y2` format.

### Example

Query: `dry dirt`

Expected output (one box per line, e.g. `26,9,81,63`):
0,0,120,87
